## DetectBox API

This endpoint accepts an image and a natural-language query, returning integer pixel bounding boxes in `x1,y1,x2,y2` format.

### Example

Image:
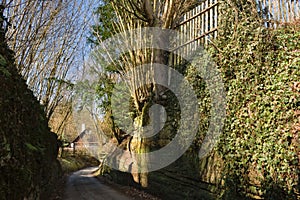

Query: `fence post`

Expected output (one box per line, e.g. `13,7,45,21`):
72,142,76,155
81,123,85,132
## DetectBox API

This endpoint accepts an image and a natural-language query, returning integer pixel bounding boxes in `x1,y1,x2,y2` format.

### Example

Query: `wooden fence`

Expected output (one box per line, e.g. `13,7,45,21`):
257,0,300,27
171,0,218,65
171,0,300,65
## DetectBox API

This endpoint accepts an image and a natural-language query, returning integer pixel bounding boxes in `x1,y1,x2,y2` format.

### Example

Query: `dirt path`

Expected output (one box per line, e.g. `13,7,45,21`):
63,167,131,200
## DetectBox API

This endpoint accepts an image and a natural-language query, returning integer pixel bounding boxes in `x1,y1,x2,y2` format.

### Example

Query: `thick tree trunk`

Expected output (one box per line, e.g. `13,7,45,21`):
152,28,170,100
130,103,150,187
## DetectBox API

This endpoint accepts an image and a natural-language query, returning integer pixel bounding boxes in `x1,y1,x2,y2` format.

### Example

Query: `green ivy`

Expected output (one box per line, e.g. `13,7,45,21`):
0,55,11,77
205,0,299,199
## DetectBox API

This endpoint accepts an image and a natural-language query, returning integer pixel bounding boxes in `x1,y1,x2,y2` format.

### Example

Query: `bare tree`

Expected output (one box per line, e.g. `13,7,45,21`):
1,0,96,123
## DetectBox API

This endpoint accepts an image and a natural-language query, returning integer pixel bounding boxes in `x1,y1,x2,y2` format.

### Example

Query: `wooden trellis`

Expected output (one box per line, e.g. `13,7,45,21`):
171,0,300,65
171,0,218,65
257,0,300,27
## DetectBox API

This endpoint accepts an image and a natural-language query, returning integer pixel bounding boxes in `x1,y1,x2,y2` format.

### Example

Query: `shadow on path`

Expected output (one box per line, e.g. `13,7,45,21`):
63,167,131,200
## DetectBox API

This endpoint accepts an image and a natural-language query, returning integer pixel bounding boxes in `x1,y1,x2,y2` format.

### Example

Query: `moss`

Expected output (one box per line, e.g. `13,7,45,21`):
58,153,99,174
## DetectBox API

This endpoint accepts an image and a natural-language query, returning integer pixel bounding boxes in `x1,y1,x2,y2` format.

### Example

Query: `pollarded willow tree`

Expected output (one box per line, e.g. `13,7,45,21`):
112,0,199,95
1,0,96,129
90,0,199,187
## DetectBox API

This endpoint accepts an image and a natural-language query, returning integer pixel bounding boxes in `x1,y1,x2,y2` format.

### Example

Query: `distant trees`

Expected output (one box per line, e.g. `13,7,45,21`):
1,0,95,125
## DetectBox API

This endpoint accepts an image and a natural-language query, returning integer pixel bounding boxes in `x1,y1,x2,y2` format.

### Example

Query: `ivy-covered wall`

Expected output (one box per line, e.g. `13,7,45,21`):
206,0,300,198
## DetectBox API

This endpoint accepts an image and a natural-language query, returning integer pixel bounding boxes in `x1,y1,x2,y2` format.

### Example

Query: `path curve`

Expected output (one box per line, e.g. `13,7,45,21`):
63,167,131,200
